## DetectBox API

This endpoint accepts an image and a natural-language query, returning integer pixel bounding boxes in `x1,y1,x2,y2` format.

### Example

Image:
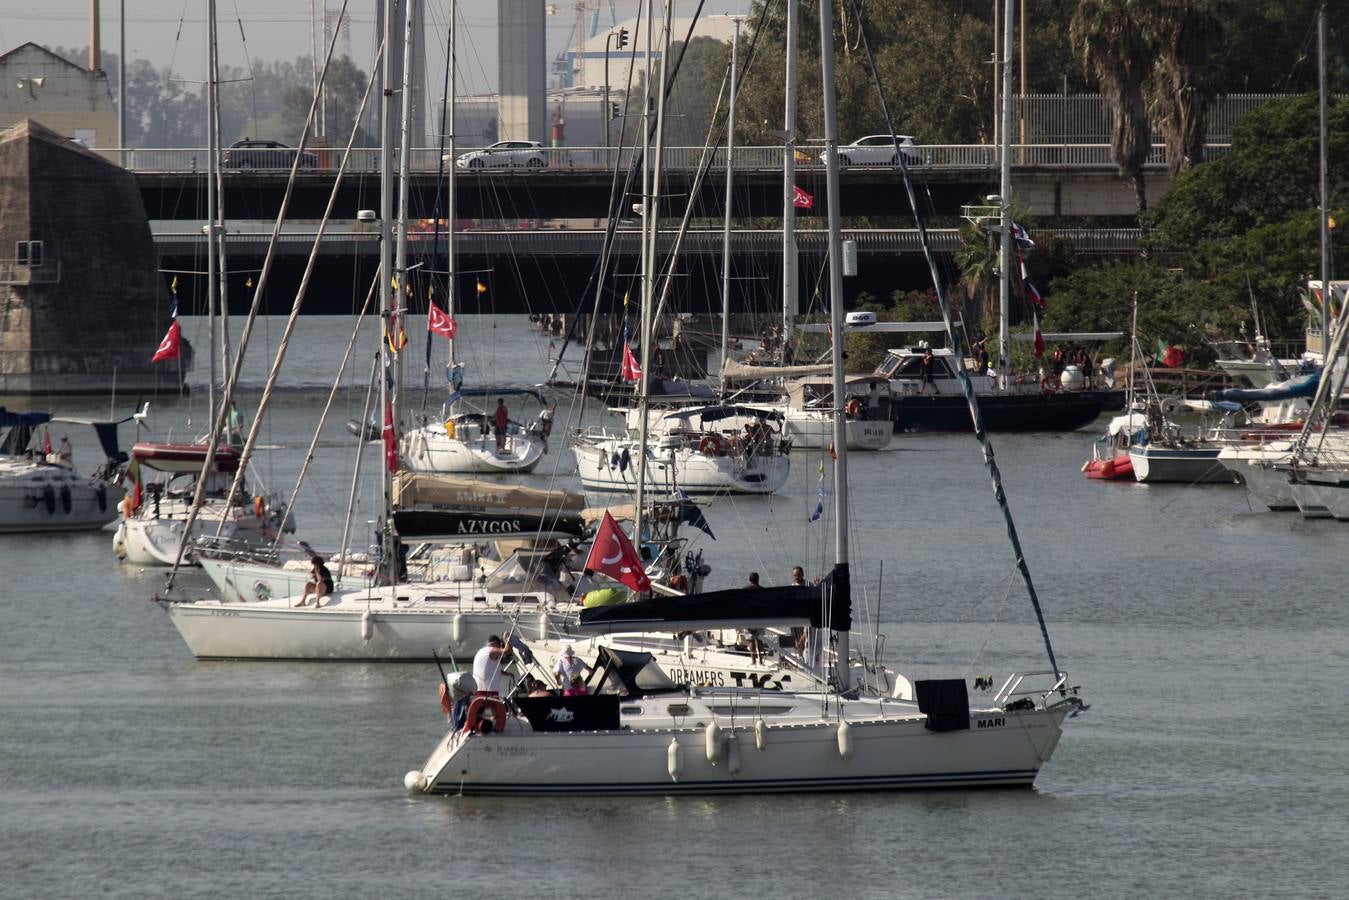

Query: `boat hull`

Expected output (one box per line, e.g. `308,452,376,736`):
783,415,891,451
888,391,1111,433
1129,447,1239,484
414,707,1064,795
402,425,544,474
574,441,790,494
114,509,275,566
0,470,123,533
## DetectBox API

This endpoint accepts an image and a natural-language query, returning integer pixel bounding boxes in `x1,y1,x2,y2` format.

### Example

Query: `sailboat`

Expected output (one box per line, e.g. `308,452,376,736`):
403,0,1081,796
0,408,130,532
114,2,289,565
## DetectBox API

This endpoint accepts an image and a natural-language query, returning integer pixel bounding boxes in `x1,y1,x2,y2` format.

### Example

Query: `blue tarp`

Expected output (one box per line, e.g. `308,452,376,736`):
1213,371,1320,404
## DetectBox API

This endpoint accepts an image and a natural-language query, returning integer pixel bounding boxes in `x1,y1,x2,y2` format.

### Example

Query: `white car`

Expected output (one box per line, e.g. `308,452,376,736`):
454,140,548,170
821,135,923,167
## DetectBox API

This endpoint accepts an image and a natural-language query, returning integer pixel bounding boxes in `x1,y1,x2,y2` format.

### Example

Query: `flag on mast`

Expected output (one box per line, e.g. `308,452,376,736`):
792,185,814,209
584,511,651,592
427,302,457,338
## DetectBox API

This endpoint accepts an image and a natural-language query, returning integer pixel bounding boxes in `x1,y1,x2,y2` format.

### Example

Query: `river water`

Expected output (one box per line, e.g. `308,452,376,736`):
2,316,1346,898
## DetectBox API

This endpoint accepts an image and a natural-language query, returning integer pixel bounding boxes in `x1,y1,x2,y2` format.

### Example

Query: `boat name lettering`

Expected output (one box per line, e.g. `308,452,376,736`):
977,717,1006,729
209,609,241,617
728,671,786,691
456,518,523,534
486,744,534,757
668,667,725,687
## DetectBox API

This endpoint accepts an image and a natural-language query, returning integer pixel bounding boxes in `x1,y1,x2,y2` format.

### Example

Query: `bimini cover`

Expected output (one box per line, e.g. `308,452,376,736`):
579,565,852,633
1212,371,1320,404
481,548,568,595
0,408,51,456
587,646,681,697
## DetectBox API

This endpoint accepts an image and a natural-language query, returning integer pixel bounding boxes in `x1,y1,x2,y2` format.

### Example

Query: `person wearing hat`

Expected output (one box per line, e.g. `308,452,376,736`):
554,644,587,688
473,633,514,695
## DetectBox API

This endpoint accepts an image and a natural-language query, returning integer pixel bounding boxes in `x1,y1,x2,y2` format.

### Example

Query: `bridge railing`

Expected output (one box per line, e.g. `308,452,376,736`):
114,143,1227,174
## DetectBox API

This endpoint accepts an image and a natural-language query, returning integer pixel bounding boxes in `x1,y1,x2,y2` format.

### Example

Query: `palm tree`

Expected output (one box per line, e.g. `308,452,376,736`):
1141,0,1225,175
1070,1,1153,212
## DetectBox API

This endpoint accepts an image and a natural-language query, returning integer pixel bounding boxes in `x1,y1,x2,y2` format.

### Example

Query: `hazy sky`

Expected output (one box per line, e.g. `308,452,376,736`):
5,1,747,97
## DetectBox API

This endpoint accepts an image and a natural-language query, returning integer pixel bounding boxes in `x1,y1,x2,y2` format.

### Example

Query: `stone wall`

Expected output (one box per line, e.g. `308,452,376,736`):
0,119,183,394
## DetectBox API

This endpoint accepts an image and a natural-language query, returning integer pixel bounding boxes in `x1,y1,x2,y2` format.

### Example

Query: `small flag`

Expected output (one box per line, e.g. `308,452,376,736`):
475,280,488,296
619,319,641,382
152,320,182,363
1010,221,1035,250
810,497,825,522
427,302,457,339
792,185,814,209
386,310,408,353
1024,278,1045,310
170,276,179,294
584,511,652,592
1032,313,1045,359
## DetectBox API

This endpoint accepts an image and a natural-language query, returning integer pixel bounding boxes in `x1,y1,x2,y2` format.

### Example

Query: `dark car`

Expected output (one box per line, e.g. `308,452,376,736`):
223,139,319,170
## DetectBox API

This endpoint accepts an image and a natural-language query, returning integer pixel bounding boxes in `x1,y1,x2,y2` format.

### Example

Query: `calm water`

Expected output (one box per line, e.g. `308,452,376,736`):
2,316,1347,898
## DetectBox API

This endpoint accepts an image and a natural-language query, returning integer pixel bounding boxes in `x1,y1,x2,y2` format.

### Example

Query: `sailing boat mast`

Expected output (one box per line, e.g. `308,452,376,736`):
781,0,798,344
719,16,740,394
445,0,457,372
1317,1,1331,351
395,0,417,417
378,0,398,586
204,0,219,423
997,0,1015,387
817,0,851,692
634,0,669,544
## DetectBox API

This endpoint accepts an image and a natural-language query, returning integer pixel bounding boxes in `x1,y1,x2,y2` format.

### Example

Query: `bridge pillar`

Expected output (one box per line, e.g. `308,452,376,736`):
499,0,547,143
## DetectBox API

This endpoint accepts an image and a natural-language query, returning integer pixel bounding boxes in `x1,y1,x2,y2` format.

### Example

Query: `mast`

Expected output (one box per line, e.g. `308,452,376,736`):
781,0,798,344
817,0,850,691
395,0,416,419
446,0,457,371
634,0,668,545
1317,1,1331,351
997,0,1014,387
204,0,219,423
718,17,739,394
378,0,397,586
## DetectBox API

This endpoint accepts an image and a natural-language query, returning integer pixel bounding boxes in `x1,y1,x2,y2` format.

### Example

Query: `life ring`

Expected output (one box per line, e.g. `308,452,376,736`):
60,484,72,513
698,434,721,456
42,484,56,514
253,495,266,519
845,398,863,417
463,695,508,734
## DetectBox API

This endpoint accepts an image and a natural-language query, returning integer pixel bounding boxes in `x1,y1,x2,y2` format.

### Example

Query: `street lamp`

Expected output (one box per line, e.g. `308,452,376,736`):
603,27,629,150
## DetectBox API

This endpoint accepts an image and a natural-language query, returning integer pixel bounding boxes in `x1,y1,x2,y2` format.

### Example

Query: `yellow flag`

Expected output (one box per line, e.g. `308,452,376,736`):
623,289,631,306
170,276,179,294
245,276,254,289
476,280,487,296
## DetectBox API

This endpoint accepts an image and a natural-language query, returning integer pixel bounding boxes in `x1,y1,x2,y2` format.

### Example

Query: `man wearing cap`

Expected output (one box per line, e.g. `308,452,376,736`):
554,644,587,688
473,633,513,695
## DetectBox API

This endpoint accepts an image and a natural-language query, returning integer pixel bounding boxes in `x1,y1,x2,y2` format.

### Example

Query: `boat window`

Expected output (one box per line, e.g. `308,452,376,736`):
666,704,691,716
423,595,459,603
876,355,901,378
710,705,794,716
620,706,642,715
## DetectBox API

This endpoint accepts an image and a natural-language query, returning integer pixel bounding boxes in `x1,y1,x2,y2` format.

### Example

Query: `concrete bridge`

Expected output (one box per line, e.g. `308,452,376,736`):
151,224,1143,316
129,143,1190,222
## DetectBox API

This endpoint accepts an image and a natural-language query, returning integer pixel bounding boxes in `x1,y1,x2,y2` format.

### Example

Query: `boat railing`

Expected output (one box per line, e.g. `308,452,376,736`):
992,670,1069,707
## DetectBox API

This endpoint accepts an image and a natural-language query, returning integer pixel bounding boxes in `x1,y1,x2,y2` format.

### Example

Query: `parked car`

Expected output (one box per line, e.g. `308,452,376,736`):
820,135,923,167
454,140,548,170
223,139,319,170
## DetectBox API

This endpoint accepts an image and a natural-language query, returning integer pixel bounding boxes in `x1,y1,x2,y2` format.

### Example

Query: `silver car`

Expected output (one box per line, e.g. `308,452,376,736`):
455,140,548,170
821,135,922,167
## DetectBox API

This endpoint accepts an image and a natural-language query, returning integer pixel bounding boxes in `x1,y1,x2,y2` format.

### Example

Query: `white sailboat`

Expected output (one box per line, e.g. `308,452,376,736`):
403,0,1081,797
0,409,128,533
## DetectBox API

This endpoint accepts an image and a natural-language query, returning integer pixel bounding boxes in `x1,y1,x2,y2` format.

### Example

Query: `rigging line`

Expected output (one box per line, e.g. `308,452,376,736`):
271,271,377,551
164,7,370,588
225,0,260,135
844,0,1062,680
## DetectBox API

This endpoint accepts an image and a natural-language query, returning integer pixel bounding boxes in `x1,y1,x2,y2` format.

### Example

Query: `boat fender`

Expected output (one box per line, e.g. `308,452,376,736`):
42,484,56,514
60,484,72,513
724,732,741,774
705,721,722,765
837,720,854,760
451,613,464,645
96,484,108,512
253,495,265,519
538,610,549,638
683,633,693,660
754,717,767,751
667,738,683,782
361,611,373,641
112,523,126,558
403,770,429,792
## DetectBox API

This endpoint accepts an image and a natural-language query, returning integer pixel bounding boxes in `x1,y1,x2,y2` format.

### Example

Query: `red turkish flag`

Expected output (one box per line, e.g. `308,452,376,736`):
427,302,457,339
792,185,814,209
382,395,399,473
584,511,651,592
152,320,181,363
620,343,642,382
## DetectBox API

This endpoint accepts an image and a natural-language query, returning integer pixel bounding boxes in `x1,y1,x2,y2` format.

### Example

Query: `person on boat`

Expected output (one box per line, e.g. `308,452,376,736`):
563,674,589,697
553,644,587,688
742,573,764,664
918,344,936,393
974,338,990,374
493,398,509,453
295,555,334,607
56,434,73,467
226,402,245,449
472,634,513,695
1051,345,1067,379
524,676,552,698
790,566,809,653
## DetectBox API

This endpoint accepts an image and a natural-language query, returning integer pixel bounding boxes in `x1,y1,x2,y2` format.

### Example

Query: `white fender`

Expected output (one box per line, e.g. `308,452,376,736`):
704,721,722,765
754,717,767,751
837,720,853,760
538,610,550,638
451,613,464,645
403,770,428,792
361,611,373,641
667,737,682,782
724,732,741,774
683,633,693,660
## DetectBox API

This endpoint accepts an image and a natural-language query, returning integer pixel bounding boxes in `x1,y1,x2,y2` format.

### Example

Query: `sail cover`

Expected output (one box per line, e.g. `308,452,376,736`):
579,564,852,632
720,359,832,381
1212,371,1320,404
392,472,586,512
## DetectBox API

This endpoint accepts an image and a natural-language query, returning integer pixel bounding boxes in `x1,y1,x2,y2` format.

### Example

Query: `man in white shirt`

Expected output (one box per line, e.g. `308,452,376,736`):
554,644,586,688
472,634,512,695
